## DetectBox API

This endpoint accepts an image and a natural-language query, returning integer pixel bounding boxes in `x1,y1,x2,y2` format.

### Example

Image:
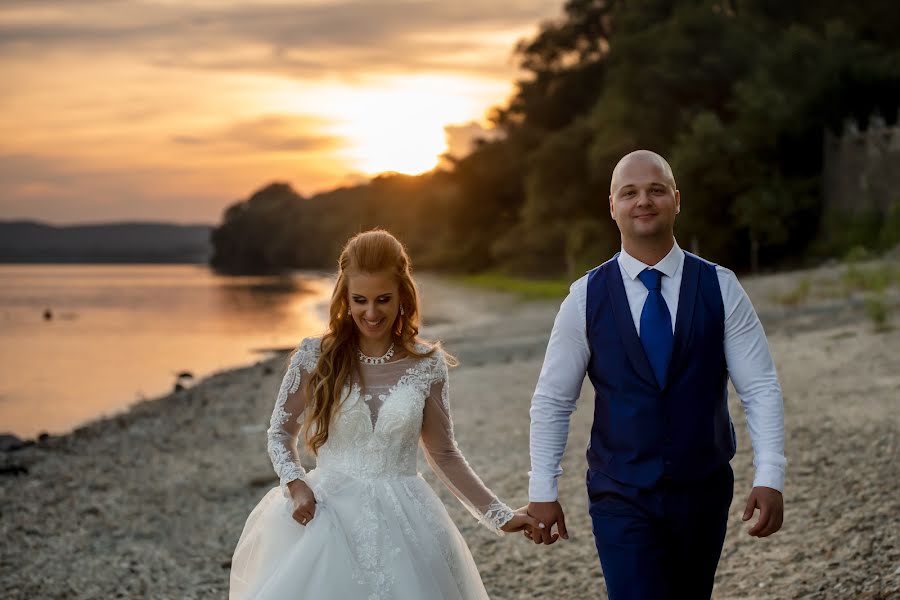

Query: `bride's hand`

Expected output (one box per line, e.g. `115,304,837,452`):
287,479,316,526
500,505,541,534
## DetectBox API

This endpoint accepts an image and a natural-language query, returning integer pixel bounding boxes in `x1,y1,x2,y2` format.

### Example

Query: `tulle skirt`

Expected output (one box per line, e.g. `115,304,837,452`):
230,468,491,600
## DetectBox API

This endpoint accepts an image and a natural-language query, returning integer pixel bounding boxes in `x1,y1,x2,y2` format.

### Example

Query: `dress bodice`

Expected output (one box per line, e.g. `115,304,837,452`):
266,337,513,534
316,355,438,479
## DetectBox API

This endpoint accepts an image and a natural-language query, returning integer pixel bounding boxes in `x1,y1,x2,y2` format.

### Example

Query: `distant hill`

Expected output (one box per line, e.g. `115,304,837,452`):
0,221,213,263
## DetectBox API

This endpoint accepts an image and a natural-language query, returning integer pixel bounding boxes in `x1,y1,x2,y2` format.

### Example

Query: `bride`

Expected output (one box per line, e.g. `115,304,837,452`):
230,229,537,599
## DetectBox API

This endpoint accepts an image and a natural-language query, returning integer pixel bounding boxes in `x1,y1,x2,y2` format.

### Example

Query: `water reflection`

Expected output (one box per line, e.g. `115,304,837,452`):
0,264,333,438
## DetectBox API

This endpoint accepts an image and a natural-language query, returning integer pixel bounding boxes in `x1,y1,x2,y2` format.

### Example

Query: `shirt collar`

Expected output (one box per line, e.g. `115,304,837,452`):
618,240,684,281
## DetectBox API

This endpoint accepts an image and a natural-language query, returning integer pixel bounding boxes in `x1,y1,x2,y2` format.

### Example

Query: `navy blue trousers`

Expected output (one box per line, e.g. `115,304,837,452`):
587,464,733,600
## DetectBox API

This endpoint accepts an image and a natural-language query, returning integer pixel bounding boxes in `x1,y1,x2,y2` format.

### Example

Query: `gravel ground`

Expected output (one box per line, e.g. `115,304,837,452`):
1,268,898,599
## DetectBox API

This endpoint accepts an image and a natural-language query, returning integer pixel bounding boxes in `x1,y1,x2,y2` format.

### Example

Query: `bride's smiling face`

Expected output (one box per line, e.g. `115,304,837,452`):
347,270,400,344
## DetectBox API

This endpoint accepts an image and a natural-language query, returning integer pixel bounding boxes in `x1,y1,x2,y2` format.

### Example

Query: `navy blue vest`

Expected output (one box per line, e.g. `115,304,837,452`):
584,252,736,490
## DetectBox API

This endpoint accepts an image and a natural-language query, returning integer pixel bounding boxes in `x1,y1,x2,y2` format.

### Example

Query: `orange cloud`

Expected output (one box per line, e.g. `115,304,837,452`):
0,1,561,223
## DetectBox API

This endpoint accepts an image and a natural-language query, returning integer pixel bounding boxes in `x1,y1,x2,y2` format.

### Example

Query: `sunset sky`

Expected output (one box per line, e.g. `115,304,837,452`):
0,0,561,224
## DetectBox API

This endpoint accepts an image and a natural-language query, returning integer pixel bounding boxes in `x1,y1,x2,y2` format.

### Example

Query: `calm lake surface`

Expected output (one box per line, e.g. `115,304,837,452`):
0,264,332,438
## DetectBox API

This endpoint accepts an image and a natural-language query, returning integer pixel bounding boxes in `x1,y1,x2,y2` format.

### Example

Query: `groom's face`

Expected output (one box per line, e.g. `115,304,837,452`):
608,156,680,243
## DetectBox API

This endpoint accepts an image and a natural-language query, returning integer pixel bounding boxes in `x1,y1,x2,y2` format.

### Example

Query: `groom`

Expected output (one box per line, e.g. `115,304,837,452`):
524,150,786,599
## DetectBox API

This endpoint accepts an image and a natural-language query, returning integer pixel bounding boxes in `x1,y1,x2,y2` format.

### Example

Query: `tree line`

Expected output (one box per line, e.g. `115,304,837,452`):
211,0,900,277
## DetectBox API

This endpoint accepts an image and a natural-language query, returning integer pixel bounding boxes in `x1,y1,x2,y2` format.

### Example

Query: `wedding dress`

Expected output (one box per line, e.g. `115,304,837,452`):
230,337,514,600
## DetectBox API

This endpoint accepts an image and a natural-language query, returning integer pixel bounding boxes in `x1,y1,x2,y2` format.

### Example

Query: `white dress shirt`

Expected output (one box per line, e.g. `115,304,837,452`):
528,241,786,501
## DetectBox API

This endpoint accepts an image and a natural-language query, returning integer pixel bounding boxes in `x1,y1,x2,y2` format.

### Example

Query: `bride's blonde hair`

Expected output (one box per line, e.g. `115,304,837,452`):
302,229,446,454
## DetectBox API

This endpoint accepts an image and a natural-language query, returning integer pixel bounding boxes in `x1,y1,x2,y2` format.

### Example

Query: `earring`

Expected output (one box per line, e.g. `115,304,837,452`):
400,305,405,316
347,307,351,316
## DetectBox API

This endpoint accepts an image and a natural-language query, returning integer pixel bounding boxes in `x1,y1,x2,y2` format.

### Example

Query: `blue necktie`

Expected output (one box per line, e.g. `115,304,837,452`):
637,268,673,387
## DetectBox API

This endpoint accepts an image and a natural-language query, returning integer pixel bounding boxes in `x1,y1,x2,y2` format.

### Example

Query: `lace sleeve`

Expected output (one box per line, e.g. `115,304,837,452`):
266,337,319,498
419,351,514,535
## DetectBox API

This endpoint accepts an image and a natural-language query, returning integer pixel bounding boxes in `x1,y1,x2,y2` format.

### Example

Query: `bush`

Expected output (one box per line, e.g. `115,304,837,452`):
844,245,869,264
878,201,900,250
843,263,898,294
775,277,812,305
864,294,891,332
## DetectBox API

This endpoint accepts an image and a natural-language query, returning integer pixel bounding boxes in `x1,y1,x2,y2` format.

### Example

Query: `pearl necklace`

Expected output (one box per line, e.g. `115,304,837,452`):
357,343,395,365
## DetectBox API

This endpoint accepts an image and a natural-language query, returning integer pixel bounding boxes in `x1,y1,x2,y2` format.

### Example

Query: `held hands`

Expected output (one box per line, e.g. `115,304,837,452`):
499,506,543,534
287,479,316,526
522,501,568,545
742,486,783,537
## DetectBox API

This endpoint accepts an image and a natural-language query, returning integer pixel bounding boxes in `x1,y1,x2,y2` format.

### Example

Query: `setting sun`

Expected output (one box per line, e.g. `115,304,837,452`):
0,1,551,223
317,75,505,175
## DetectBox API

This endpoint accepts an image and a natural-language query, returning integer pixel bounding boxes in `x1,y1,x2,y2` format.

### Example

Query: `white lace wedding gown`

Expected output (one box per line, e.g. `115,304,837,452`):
230,337,514,599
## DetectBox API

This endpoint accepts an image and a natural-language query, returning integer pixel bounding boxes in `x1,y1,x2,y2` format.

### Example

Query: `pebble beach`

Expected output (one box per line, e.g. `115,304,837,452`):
1,265,898,599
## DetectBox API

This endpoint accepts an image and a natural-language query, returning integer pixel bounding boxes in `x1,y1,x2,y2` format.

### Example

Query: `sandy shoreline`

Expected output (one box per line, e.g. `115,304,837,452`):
1,268,898,599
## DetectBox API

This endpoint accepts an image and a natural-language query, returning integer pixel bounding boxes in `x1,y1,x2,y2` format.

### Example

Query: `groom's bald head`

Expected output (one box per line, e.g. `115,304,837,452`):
610,150,677,195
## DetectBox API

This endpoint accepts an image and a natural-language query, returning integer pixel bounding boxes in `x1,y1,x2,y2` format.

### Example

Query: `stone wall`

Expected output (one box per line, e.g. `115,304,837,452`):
823,111,900,216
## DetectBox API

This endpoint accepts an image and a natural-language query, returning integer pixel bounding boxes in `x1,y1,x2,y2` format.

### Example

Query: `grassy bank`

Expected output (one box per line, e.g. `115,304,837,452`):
453,272,572,300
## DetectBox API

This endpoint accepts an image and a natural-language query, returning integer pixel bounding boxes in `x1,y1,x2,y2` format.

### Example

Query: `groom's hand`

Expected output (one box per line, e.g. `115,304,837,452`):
742,486,783,537
525,501,568,545
500,506,542,534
